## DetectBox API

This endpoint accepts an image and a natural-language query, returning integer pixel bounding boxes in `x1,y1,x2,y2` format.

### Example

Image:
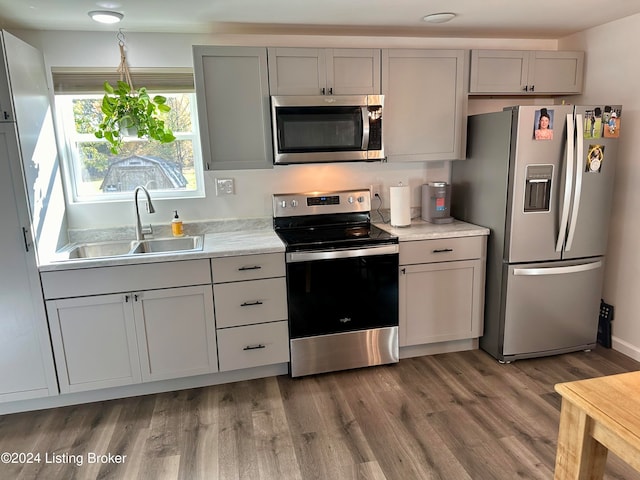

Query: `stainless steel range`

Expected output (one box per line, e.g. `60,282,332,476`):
273,189,399,377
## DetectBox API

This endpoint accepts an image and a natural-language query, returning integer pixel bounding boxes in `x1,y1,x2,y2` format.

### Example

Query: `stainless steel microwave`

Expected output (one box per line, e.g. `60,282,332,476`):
271,95,384,165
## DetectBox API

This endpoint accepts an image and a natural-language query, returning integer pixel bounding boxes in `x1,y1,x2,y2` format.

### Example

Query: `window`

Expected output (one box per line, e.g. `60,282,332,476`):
53,68,204,203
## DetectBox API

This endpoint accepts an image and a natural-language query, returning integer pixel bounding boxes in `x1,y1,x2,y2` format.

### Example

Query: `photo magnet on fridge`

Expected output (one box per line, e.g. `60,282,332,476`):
584,108,602,138
604,110,621,138
586,144,604,173
533,108,554,140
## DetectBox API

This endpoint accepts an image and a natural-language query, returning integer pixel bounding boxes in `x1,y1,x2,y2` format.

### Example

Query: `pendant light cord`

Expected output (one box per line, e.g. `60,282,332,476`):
116,29,134,90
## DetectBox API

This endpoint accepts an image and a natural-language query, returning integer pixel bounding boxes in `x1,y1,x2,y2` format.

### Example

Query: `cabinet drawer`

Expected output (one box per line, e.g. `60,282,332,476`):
41,259,212,299
214,277,287,328
400,236,485,265
217,321,289,371
212,253,285,283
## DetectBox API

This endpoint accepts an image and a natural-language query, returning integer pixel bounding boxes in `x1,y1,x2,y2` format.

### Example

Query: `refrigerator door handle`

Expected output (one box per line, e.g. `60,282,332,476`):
513,260,602,276
565,113,584,251
556,113,575,252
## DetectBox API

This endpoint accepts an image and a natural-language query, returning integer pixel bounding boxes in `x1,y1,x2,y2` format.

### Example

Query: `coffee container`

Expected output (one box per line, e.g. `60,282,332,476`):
421,182,453,224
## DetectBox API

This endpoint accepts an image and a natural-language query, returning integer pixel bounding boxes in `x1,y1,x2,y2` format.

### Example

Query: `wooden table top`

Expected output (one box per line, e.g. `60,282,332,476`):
555,370,640,452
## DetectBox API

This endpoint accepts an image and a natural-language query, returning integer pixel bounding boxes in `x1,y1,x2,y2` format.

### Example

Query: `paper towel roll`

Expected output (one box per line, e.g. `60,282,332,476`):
390,184,411,227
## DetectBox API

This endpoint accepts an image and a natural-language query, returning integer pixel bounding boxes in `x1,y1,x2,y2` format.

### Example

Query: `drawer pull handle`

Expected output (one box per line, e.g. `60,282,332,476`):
241,300,264,307
238,265,262,271
433,248,453,253
243,344,266,351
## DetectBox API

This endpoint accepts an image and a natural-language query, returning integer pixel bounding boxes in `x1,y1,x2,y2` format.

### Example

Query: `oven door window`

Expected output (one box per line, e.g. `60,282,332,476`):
275,106,364,153
287,254,398,338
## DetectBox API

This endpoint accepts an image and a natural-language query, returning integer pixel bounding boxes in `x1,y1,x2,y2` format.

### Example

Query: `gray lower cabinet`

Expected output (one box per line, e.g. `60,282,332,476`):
212,253,290,372
382,49,468,161
399,236,487,347
193,46,273,170
42,260,217,393
469,50,584,94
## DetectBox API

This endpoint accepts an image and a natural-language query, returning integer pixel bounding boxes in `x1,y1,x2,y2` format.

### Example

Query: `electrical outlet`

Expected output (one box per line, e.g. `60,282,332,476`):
370,183,382,199
216,178,235,196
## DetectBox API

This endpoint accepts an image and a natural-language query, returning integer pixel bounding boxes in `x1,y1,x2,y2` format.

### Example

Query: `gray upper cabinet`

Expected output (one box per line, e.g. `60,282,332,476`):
469,50,584,94
193,46,273,170
382,49,468,162
268,47,381,95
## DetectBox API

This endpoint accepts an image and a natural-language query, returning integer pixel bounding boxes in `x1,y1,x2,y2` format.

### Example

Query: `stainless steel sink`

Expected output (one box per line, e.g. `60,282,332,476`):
54,235,204,261
130,236,204,254
64,240,137,259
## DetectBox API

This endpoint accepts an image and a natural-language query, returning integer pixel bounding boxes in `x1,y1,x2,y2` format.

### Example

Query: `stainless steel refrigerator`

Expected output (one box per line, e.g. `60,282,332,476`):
451,104,621,362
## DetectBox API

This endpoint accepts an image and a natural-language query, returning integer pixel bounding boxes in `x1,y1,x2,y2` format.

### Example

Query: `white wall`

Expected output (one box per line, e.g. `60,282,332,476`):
560,14,640,361
13,29,557,230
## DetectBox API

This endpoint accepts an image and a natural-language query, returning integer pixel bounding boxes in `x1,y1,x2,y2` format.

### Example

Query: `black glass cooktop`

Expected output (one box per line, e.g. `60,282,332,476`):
275,223,397,252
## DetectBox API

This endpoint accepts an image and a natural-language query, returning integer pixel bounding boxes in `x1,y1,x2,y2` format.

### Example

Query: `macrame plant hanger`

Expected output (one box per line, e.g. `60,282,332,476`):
116,29,134,91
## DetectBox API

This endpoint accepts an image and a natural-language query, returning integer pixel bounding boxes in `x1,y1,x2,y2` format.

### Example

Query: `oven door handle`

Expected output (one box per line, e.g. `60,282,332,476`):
286,244,399,263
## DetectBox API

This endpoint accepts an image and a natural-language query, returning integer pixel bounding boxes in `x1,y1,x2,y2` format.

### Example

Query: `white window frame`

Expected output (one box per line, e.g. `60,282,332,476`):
55,91,205,204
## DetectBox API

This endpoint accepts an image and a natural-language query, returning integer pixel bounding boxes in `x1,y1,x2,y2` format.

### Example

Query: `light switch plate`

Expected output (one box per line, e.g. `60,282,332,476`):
216,178,235,196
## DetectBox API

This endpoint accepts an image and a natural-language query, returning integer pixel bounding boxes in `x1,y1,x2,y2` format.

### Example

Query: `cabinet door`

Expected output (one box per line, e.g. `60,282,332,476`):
0,123,58,402
267,47,326,95
469,50,529,94
47,294,141,393
193,46,272,170
399,259,484,347
528,51,584,94
326,49,381,95
382,49,467,161
134,286,218,382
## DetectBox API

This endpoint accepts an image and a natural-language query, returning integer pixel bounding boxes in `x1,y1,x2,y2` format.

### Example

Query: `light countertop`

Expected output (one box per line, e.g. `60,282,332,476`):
376,219,489,241
38,228,286,272
40,218,489,272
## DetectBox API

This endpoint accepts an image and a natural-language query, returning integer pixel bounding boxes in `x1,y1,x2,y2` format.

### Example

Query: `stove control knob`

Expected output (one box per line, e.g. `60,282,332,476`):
347,196,354,204
279,200,287,209
290,200,298,208
357,195,365,203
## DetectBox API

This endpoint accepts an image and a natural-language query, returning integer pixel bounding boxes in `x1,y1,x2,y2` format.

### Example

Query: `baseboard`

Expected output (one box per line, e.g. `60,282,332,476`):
400,338,479,359
0,363,289,416
612,336,640,362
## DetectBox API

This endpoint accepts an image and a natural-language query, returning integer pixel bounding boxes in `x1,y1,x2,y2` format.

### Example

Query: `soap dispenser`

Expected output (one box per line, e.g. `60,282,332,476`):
171,210,184,237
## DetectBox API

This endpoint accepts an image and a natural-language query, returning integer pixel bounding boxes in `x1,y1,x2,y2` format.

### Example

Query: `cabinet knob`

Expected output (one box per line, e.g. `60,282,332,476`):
530,85,535,92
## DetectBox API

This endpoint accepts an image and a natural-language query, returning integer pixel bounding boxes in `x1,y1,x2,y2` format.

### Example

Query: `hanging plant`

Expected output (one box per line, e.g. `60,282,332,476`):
94,80,176,154
93,31,176,154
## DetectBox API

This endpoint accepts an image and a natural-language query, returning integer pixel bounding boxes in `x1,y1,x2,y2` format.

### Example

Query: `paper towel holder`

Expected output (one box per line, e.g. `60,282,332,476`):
390,182,411,227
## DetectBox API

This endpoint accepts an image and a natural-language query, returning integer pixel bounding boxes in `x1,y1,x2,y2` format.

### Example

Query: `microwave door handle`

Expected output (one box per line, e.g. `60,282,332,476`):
361,106,370,149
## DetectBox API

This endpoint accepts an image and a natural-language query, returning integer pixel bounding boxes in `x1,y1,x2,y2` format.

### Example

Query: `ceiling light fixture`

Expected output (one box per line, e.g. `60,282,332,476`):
88,10,124,24
423,12,456,24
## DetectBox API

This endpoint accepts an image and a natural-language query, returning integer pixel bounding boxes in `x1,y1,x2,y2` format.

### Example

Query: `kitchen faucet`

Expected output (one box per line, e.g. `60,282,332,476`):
134,186,156,241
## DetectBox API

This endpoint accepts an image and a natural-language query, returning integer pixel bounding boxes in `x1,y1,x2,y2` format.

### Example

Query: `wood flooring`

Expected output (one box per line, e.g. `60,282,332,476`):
1,346,639,480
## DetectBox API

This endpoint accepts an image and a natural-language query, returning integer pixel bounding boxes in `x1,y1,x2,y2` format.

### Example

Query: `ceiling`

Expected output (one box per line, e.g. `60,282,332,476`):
2,0,640,38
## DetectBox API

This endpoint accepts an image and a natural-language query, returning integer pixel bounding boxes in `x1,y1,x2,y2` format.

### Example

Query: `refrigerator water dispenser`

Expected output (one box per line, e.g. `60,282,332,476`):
524,165,553,212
